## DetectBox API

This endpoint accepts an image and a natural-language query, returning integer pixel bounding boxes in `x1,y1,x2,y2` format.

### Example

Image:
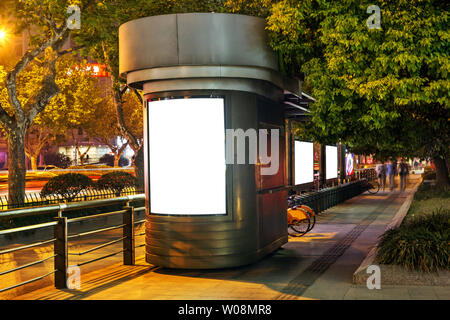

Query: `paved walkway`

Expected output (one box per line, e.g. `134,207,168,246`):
11,175,448,300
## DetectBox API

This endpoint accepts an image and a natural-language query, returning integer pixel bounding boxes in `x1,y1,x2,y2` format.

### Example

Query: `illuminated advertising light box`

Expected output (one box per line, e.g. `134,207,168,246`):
346,153,354,176
148,98,227,215
294,141,314,185
326,145,338,179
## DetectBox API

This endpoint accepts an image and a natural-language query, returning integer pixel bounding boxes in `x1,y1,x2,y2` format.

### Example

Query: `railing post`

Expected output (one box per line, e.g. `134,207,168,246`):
123,204,135,265
54,216,68,289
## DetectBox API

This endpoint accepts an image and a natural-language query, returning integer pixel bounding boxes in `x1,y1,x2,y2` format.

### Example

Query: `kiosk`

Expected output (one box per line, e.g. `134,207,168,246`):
119,13,291,269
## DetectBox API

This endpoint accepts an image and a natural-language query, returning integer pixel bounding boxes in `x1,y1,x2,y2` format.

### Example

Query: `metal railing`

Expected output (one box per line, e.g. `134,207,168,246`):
290,168,376,194
1,188,140,211
288,180,367,215
352,168,377,182
0,194,145,293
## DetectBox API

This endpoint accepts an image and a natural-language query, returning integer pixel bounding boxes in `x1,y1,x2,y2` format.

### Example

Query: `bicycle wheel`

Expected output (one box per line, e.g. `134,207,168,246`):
298,205,316,232
367,180,380,194
290,218,310,236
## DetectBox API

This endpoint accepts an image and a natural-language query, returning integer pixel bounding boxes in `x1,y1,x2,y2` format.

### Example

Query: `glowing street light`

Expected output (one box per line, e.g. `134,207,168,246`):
0,30,6,40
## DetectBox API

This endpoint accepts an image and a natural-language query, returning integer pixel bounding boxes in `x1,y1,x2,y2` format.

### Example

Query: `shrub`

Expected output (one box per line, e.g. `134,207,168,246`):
423,166,433,173
99,154,130,167
422,171,436,180
414,183,450,201
44,152,72,169
68,164,111,170
96,171,136,196
376,209,450,272
40,173,93,201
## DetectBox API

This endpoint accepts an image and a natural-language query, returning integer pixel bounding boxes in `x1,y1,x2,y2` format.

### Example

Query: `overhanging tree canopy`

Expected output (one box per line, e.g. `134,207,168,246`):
268,0,449,186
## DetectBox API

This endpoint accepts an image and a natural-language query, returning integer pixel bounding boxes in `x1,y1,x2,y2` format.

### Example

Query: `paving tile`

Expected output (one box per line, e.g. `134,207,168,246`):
432,287,450,300
407,287,439,300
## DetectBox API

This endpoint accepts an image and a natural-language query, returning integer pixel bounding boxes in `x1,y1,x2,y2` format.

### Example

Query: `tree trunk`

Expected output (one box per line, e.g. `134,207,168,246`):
433,156,450,188
134,147,144,192
8,128,27,205
114,154,120,167
77,143,92,166
30,155,38,171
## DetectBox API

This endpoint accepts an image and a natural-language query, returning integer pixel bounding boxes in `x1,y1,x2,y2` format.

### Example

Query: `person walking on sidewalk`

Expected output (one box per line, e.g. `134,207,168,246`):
376,162,386,191
386,160,396,191
398,160,409,192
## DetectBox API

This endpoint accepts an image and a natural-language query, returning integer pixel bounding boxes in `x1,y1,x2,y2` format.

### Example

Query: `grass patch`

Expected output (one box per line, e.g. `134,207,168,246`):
377,183,450,272
376,208,450,272
413,183,450,201
406,183,450,221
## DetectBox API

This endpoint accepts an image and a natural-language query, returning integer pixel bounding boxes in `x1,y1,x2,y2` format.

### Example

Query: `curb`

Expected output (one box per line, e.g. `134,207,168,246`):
351,177,449,286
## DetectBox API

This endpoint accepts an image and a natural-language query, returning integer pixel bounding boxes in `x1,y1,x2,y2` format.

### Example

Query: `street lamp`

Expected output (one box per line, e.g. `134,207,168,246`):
0,30,7,40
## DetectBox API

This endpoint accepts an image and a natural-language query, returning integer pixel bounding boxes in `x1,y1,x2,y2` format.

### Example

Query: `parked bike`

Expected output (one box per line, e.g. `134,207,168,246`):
287,195,316,237
363,179,380,194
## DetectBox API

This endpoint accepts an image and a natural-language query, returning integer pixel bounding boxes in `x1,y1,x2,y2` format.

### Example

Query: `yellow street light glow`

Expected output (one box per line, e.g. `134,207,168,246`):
0,30,7,40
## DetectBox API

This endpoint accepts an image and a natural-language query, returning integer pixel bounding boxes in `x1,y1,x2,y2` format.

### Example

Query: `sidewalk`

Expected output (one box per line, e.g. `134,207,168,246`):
13,175,448,300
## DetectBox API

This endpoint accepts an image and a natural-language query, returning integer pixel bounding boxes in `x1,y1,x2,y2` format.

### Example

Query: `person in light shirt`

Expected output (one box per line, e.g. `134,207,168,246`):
375,162,386,191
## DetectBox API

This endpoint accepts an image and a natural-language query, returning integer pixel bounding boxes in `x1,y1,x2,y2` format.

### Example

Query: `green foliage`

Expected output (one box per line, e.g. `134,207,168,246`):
99,154,129,167
44,152,72,169
96,171,136,195
278,1,449,163
422,172,437,181
376,208,450,272
40,173,93,201
414,182,450,201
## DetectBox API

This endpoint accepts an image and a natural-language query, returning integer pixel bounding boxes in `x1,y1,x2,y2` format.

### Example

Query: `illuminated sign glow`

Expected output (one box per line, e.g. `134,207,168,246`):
346,153,354,176
294,141,314,185
72,64,110,77
326,146,338,179
148,98,227,215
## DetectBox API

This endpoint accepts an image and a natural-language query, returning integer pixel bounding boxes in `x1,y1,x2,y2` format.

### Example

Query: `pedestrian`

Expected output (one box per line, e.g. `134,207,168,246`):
398,160,409,192
386,160,395,191
376,162,386,191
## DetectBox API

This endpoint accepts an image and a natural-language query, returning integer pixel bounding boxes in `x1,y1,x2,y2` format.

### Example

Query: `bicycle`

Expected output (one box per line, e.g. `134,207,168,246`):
287,201,316,237
363,179,380,194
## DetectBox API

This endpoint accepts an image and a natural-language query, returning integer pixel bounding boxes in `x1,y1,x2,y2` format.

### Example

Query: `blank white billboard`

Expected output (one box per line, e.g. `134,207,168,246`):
294,141,314,185
148,98,226,215
326,145,338,179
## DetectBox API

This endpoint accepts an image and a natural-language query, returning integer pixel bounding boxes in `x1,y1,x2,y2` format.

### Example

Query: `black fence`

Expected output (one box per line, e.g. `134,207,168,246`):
0,194,146,294
288,180,370,215
353,168,377,181
1,188,142,211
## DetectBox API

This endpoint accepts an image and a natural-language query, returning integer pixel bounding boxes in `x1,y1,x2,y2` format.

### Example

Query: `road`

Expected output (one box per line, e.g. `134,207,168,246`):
0,180,47,196
0,168,133,196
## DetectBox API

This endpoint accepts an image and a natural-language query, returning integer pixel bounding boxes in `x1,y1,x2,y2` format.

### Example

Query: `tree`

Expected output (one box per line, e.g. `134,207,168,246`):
0,0,95,203
1,55,103,170
269,0,449,187
91,95,129,167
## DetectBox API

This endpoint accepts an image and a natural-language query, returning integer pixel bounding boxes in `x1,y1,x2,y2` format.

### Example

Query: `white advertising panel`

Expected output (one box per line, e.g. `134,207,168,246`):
148,98,226,215
326,145,338,179
294,141,314,185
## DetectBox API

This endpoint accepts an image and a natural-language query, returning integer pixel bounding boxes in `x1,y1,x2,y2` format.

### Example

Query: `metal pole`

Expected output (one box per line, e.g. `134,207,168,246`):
123,204,135,265
54,216,68,289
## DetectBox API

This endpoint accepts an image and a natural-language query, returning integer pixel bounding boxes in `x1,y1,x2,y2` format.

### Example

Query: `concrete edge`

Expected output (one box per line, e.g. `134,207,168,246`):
351,177,450,286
